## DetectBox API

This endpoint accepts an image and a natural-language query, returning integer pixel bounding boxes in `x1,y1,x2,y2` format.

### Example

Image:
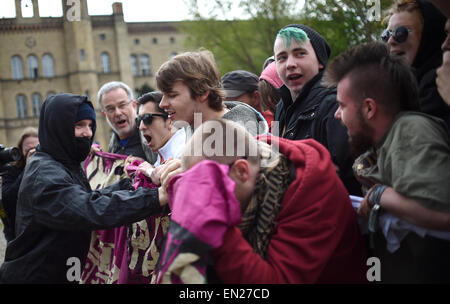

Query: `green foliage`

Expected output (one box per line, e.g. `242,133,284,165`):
135,83,155,97
179,0,302,75
301,0,392,59
178,0,393,74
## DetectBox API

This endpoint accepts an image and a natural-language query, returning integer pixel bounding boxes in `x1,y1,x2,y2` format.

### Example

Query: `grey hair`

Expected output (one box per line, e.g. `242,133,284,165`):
97,81,134,109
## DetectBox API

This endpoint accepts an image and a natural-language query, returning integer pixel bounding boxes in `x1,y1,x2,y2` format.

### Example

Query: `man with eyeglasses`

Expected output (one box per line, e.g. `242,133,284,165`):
97,81,157,163
383,0,450,132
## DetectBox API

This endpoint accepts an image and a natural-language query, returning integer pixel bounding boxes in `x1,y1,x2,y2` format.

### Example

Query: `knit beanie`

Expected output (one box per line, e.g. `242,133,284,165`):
280,24,331,68
76,102,96,123
260,61,283,89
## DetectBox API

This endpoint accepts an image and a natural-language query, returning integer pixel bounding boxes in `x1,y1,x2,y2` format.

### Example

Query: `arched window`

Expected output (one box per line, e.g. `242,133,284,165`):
27,55,39,79
11,56,24,80
31,93,43,117
130,54,138,76
42,54,54,78
16,94,28,118
100,52,111,73
140,54,151,76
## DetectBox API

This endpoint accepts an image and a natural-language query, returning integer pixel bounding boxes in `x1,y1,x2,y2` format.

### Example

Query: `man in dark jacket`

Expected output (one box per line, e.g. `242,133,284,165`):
0,93,167,284
383,0,450,131
273,24,361,196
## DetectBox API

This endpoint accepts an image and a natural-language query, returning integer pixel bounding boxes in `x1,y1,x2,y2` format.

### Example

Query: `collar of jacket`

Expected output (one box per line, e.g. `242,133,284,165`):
109,127,140,152
279,70,331,115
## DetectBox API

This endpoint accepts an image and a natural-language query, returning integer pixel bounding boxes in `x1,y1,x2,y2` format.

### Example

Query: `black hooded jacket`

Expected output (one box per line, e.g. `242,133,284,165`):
413,0,450,131
0,94,162,284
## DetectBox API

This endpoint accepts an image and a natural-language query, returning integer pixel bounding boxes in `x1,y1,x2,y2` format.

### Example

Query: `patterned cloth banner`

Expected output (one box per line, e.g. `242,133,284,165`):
81,149,170,284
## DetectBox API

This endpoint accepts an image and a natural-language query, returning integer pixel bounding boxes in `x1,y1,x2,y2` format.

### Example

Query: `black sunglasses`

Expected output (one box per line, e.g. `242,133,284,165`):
381,26,412,44
135,113,168,126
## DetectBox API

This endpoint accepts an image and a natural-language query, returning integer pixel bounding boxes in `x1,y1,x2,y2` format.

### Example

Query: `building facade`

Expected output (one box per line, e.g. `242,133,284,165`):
0,0,188,149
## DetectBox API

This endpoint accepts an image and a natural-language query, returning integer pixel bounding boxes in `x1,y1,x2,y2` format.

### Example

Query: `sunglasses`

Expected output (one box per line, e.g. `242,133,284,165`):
135,113,168,126
381,26,412,44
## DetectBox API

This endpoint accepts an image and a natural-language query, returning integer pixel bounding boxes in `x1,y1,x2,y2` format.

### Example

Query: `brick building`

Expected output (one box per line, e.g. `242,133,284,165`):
0,0,188,148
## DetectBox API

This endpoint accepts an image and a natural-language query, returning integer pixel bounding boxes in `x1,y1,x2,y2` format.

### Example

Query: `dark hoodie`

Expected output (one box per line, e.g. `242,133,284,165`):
0,94,162,284
412,0,450,131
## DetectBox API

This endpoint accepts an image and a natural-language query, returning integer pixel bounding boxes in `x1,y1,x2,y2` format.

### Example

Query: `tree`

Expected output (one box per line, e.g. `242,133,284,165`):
135,83,155,97
180,0,302,75
179,0,392,74
301,0,392,59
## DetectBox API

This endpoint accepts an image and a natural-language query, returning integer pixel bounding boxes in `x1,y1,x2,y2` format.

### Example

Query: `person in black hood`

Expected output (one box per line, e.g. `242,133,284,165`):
273,24,362,196
0,93,169,284
383,0,450,131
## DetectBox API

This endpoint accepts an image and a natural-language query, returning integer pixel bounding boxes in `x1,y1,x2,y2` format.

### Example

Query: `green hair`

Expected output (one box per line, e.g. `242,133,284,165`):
277,27,309,47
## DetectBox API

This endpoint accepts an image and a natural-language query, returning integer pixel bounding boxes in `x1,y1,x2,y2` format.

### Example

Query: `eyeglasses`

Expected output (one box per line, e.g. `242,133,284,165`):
381,26,412,44
103,100,132,114
135,113,168,126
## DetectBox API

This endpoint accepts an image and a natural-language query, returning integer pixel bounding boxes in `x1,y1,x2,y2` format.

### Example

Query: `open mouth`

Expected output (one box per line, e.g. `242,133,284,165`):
144,134,152,145
116,119,127,128
391,50,406,56
287,74,302,81
166,110,176,120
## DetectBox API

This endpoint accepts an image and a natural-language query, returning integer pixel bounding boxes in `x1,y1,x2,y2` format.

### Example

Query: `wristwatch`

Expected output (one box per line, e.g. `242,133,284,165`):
367,184,387,233
368,203,381,233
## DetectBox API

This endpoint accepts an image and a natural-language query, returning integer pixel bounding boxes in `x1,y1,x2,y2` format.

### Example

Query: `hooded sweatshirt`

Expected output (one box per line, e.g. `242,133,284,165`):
212,136,367,283
0,94,162,283
412,0,450,131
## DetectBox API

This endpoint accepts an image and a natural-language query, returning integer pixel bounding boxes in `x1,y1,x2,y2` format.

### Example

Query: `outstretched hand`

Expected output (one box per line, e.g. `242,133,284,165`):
157,159,183,207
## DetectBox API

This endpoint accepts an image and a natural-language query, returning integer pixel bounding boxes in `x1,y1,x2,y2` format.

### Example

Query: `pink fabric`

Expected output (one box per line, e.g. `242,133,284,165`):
260,61,283,89
81,150,166,284
167,160,242,248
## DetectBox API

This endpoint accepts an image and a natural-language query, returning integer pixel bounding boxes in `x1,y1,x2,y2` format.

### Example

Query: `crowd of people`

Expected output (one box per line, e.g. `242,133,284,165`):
0,0,449,284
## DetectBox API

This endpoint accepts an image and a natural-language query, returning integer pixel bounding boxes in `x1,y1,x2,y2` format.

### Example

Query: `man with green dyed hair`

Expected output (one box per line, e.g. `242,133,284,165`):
273,24,362,196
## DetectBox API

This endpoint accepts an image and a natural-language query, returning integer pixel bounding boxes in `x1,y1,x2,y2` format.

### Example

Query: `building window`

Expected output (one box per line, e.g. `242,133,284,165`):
99,34,106,40
130,54,138,76
80,49,86,61
100,52,111,73
31,93,43,117
16,94,28,118
21,0,34,18
152,38,158,44
11,56,24,80
170,37,175,44
170,52,178,59
42,54,55,78
135,38,140,45
27,55,39,79
140,54,151,76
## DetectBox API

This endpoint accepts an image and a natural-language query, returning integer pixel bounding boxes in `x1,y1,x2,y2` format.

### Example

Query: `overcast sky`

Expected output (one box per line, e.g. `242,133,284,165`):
0,0,248,22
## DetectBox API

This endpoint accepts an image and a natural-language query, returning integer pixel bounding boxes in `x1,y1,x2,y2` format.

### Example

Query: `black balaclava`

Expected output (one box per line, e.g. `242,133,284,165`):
412,0,446,79
37,93,97,167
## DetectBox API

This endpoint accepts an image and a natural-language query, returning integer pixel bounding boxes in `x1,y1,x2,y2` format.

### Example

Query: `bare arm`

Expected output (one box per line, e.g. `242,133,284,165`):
358,187,450,231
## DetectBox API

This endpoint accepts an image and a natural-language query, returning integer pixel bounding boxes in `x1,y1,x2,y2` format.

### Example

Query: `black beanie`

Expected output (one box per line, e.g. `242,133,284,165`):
76,102,96,123
281,24,331,68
